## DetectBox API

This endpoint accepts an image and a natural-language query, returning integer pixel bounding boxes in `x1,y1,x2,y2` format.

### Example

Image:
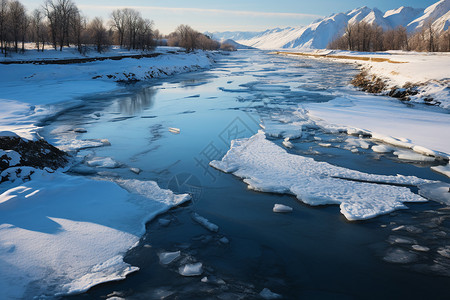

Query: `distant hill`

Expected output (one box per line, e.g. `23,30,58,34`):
209,0,450,50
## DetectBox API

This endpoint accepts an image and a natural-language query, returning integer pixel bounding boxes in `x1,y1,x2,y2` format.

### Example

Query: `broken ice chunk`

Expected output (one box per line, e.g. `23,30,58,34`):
158,251,181,265
372,144,394,153
169,127,180,134
282,137,293,149
192,213,219,232
219,237,229,244
412,245,430,252
394,150,435,162
431,164,450,178
158,218,171,226
437,246,450,259
178,262,203,276
87,157,120,168
130,167,141,174
383,248,418,264
259,288,282,299
273,204,293,213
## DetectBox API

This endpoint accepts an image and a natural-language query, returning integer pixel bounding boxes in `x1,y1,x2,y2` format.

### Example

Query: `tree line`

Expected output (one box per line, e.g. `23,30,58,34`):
328,20,450,52
0,0,232,57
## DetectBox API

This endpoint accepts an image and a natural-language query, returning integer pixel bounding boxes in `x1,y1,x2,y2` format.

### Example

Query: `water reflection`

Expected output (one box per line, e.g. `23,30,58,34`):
118,86,157,115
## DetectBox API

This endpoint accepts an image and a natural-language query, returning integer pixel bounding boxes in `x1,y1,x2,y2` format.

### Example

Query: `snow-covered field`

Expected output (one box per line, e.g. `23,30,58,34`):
0,46,215,140
0,46,212,298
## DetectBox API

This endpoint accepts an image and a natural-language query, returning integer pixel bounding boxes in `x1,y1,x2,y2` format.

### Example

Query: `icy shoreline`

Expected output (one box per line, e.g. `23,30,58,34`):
0,47,216,140
278,50,450,109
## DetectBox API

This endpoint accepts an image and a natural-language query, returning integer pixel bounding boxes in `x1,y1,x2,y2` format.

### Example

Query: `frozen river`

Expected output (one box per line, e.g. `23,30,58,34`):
39,50,450,299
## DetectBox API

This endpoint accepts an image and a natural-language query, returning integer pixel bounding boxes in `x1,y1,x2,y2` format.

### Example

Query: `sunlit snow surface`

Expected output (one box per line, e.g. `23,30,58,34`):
0,170,189,299
211,131,431,221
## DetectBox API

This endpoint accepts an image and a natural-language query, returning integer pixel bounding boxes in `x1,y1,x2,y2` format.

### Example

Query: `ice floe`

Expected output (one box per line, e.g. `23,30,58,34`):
282,137,294,149
159,251,181,265
169,127,181,134
393,150,436,162
431,164,450,178
383,248,418,264
210,131,431,221
259,288,282,299
412,245,430,252
192,213,219,232
273,204,293,213
419,182,450,205
372,144,394,153
87,157,120,168
178,262,203,276
57,138,111,152
261,119,303,139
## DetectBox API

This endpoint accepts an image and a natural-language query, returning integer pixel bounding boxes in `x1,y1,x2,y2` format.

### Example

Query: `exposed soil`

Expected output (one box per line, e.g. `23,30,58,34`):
0,135,69,171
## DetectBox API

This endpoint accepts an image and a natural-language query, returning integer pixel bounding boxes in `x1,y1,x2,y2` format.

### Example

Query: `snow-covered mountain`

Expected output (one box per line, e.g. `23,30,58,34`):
210,0,450,50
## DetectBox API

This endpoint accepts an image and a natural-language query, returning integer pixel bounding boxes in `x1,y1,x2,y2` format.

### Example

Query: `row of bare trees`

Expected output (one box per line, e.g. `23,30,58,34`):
0,0,156,55
328,20,450,52
167,24,222,52
0,0,233,56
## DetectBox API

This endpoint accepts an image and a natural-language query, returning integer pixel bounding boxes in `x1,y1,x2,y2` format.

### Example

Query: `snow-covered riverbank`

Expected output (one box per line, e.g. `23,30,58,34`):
274,50,450,178
0,47,215,140
278,50,450,109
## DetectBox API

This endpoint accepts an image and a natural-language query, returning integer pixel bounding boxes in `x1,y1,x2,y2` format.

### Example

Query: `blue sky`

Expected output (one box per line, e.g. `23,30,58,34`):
21,0,438,34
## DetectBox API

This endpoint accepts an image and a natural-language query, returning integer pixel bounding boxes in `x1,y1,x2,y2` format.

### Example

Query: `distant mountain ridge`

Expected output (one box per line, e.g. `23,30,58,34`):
208,0,450,50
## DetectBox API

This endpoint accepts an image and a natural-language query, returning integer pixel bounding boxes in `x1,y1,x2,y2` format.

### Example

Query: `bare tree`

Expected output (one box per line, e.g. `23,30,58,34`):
70,8,85,53
0,0,9,54
9,0,27,52
31,9,46,51
175,24,199,52
110,8,125,47
43,0,78,50
87,17,109,52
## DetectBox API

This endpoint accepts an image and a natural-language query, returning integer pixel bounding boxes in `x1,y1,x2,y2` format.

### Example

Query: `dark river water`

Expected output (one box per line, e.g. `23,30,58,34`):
40,50,450,299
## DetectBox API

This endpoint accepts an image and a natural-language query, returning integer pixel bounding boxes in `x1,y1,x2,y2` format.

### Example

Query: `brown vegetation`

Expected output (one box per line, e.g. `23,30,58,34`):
328,20,450,52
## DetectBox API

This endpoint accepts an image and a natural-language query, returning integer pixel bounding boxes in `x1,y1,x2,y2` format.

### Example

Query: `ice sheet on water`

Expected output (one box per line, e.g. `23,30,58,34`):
419,182,450,205
57,138,111,151
393,150,436,162
431,164,450,178
210,131,430,221
261,119,303,139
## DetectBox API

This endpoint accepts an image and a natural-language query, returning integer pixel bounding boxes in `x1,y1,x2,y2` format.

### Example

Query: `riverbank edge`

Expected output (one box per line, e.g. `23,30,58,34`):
274,51,449,108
